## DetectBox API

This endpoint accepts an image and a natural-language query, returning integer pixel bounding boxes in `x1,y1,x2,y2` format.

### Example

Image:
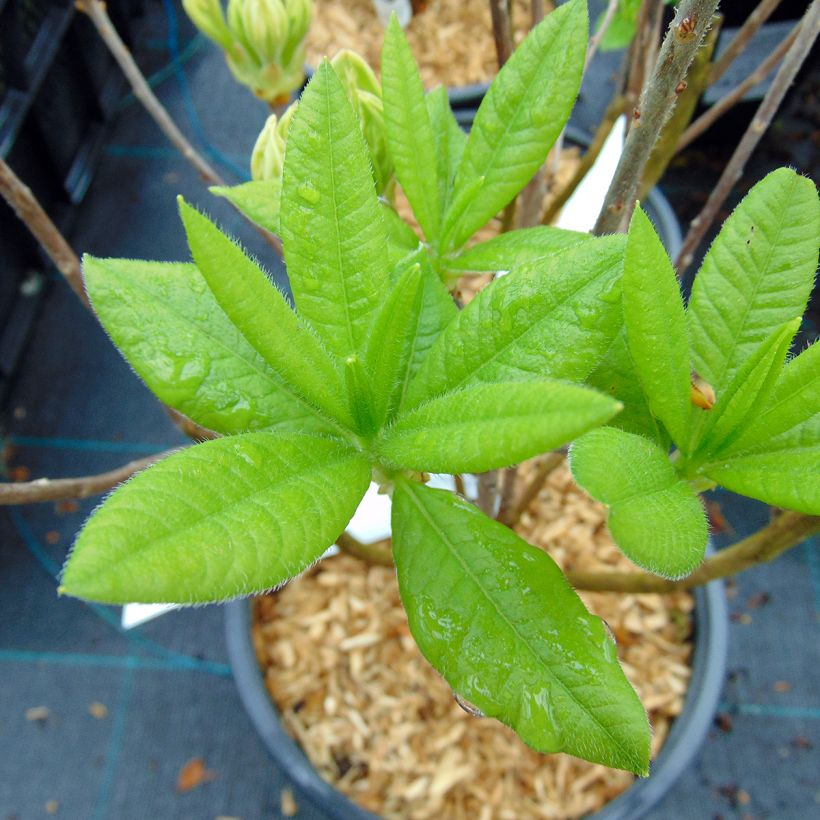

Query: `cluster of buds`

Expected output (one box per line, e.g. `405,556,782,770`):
183,0,312,104
251,50,394,196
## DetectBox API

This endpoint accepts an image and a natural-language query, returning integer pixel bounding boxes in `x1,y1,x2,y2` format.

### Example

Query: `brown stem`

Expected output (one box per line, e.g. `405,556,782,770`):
489,0,515,68
709,0,783,85
567,510,820,593
499,451,564,527
677,20,800,153
0,158,89,310
477,470,500,516
531,0,545,27
495,466,520,523
593,0,721,235
1,451,174,504
641,0,665,86
541,95,626,225
336,531,393,566
624,0,655,108
675,0,820,274
77,0,284,258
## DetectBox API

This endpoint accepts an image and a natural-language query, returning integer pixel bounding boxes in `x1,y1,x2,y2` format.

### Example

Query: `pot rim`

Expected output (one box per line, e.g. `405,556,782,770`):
225,551,727,820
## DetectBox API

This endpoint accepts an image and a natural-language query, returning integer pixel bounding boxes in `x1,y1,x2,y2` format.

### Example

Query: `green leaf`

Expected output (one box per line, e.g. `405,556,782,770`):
704,448,820,515
445,225,590,274
443,0,587,250
83,256,336,436
391,480,650,774
426,85,467,215
623,206,691,447
280,60,388,361
721,341,820,457
586,330,669,446
570,428,708,578
405,235,626,409
378,380,620,473
596,0,640,52
382,15,442,241
687,168,819,399
691,319,799,460
178,200,354,430
61,433,371,604
209,179,281,235
380,199,422,269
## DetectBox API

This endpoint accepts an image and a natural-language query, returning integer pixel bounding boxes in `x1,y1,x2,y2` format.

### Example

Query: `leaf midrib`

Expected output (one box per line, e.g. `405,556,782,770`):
401,483,638,760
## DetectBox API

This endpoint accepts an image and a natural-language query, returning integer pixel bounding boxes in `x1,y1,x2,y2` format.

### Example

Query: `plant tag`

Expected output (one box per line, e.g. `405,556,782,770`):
373,0,412,27
121,603,178,629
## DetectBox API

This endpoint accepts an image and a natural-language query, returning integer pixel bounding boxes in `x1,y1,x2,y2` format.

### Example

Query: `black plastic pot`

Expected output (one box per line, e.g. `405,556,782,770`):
225,563,727,820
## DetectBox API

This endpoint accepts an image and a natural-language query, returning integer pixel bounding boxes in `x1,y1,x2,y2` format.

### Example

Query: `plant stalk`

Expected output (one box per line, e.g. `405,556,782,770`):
567,511,820,593
708,0,783,85
0,158,89,310
593,0,721,235
336,531,393,566
1,451,173,504
498,451,564,527
675,0,820,273
488,0,515,68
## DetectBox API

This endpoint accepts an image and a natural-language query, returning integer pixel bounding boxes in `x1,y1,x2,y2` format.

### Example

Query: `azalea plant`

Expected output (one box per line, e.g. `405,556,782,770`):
0,0,813,781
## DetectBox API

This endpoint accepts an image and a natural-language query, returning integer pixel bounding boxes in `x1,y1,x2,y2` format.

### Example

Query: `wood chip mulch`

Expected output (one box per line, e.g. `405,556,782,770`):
307,0,553,89
253,461,694,819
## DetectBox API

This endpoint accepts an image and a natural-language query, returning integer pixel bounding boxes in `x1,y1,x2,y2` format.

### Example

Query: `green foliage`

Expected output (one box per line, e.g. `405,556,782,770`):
392,480,650,774
571,428,708,578
63,15,820,778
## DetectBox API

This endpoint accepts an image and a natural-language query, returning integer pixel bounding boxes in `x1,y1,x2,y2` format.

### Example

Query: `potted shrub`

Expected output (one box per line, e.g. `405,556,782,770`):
2,0,818,816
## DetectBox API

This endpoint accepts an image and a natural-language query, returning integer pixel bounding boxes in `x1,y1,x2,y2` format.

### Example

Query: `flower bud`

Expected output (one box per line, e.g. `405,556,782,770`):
250,106,296,182
690,372,716,410
182,0,234,50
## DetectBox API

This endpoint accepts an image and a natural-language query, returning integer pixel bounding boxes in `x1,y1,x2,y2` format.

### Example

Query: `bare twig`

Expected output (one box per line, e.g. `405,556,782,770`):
675,0,820,274
594,0,721,235
488,0,515,68
336,531,393,566
709,0,783,85
495,466,519,523
1,451,173,505
586,0,619,72
567,510,820,593
677,20,800,152
531,0,545,27
641,0,665,86
498,451,564,527
0,158,89,309
76,0,223,187
477,470,500,516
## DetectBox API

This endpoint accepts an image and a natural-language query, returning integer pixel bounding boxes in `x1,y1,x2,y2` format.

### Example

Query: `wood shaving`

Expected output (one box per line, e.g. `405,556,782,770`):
25,706,50,722
176,758,217,793
307,1,553,89
88,702,108,719
253,461,694,819
281,786,299,816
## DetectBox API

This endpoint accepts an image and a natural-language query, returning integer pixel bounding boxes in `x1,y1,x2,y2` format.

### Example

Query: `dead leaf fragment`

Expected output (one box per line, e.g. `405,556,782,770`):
25,706,50,722
88,702,108,719
176,758,217,793
281,787,298,816
46,531,60,545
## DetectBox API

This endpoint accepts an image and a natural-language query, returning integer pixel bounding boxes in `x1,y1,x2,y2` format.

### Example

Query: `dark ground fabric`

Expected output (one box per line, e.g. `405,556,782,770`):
1,2,818,818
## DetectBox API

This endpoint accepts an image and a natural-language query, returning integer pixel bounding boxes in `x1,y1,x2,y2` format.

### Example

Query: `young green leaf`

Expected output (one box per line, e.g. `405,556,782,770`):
586,331,669,446
570,428,708,578
378,380,620,473
61,433,371,604
209,179,282,235
687,168,819,399
82,257,336,436
445,225,590,274
426,85,467,214
392,480,651,774
705,448,820,515
442,0,587,250
380,200,422,268
623,206,691,448
382,15,442,241
280,60,388,361
720,341,820,458
691,318,799,460
404,235,626,409
178,200,354,429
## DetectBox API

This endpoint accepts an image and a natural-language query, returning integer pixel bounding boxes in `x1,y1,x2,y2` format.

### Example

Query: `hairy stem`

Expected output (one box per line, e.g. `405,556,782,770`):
567,510,820,593
675,0,820,273
594,0,721,235
677,20,800,153
336,531,393,566
709,0,783,85
489,0,515,68
1,451,173,504
0,158,89,309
